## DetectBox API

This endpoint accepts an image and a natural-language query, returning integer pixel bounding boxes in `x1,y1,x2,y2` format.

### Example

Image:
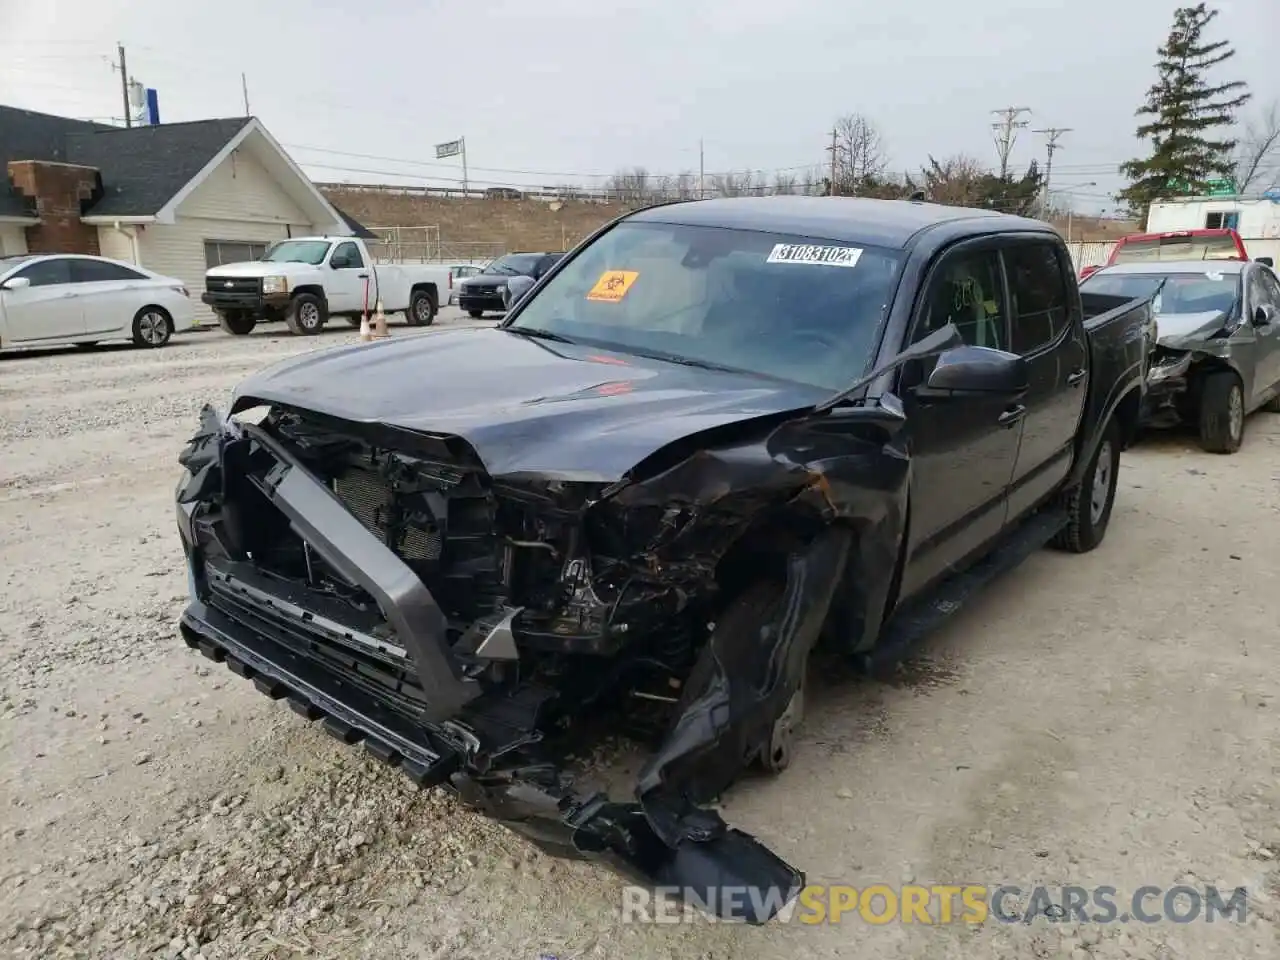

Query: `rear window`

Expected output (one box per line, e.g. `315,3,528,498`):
1112,235,1242,264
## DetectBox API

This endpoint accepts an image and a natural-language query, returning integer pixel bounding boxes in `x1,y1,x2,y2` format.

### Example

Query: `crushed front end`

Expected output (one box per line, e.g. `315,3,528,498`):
174,403,829,923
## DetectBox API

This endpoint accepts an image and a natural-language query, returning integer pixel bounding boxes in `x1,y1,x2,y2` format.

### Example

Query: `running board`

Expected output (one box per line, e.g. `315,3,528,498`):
861,508,1067,674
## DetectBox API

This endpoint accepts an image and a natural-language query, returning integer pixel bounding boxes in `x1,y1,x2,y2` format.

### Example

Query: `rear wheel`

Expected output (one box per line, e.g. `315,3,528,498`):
406,289,436,327
1197,370,1245,454
131,307,172,348
1051,415,1120,554
345,316,362,328
285,292,326,336
217,311,257,336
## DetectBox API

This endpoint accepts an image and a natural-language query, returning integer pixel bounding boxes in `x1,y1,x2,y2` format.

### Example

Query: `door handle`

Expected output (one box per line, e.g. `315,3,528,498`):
997,404,1026,428
1066,367,1086,386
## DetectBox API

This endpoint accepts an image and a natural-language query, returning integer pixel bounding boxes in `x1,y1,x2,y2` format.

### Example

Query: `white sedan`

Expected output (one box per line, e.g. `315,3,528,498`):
0,253,195,351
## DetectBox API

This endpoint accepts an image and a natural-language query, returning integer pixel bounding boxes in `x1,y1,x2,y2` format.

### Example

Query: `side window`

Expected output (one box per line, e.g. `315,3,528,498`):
14,258,72,287
1004,243,1069,355
330,242,364,269
912,248,1009,351
70,259,147,283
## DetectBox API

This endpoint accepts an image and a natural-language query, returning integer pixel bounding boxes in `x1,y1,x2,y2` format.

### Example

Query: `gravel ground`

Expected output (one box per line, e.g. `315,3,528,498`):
2,314,1279,959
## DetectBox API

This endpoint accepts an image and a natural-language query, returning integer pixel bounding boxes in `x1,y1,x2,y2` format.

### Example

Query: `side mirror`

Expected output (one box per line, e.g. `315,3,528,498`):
924,345,1029,397
1255,256,1274,268
1,276,31,291
1255,304,1276,327
504,275,536,310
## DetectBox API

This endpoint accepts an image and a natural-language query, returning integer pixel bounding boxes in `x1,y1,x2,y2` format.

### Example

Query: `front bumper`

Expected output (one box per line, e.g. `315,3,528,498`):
173,407,803,922
457,292,506,312
201,290,292,315
1140,351,1194,426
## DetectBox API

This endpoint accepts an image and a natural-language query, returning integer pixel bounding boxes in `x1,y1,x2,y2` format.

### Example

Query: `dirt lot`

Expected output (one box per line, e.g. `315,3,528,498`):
2,316,1279,960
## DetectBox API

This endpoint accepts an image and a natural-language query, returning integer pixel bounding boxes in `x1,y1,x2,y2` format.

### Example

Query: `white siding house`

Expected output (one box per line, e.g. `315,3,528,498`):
79,118,357,323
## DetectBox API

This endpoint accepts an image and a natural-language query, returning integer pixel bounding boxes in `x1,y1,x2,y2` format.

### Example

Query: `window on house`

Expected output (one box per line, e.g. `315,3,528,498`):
1205,212,1240,230
203,240,269,268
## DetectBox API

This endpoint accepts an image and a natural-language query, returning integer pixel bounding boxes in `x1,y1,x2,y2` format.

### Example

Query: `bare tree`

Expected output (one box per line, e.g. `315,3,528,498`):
830,113,888,194
772,172,798,195
910,154,987,206
1235,100,1280,193
607,167,652,204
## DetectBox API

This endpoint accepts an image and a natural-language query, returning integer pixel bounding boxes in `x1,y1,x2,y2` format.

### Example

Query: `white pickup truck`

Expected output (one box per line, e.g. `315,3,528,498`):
202,236,451,336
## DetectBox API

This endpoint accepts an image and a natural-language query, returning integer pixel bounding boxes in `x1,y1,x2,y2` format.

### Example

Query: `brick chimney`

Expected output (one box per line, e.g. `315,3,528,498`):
7,160,102,255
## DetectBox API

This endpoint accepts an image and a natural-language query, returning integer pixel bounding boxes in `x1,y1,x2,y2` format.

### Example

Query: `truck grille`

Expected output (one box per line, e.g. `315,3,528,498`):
206,276,261,295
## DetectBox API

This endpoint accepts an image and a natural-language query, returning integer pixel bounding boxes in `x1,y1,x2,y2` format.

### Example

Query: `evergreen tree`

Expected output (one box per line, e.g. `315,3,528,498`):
1118,3,1251,221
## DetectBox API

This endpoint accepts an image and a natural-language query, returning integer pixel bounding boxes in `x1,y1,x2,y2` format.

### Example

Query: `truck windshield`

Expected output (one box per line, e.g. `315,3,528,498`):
483,253,543,276
260,241,332,265
1082,271,1240,315
505,221,903,390
1113,234,1242,263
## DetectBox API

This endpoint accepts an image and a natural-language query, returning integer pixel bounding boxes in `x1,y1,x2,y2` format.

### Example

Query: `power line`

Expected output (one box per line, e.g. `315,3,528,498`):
991,107,1032,179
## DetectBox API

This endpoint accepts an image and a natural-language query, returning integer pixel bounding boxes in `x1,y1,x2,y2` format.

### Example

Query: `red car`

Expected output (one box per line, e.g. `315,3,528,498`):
1079,228,1251,280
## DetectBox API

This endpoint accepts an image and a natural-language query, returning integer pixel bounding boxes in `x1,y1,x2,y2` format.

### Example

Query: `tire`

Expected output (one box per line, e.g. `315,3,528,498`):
1050,415,1120,554
406,289,436,327
1197,370,1245,454
468,310,484,319
217,311,257,336
285,292,326,336
345,316,362,328
131,306,173,348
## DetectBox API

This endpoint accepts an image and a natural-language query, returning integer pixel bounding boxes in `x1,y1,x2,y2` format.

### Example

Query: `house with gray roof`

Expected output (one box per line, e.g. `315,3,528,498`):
1,105,376,321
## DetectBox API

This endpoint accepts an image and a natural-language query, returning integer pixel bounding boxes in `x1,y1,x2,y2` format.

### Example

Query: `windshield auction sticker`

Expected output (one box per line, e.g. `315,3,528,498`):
587,270,640,302
766,244,863,268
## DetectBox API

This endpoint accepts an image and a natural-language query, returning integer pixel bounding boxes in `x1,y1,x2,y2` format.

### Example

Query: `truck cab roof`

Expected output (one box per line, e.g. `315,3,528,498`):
629,196,1054,251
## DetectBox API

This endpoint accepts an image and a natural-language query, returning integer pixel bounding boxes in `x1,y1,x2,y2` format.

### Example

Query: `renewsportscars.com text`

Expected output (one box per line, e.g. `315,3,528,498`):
620,883,1250,925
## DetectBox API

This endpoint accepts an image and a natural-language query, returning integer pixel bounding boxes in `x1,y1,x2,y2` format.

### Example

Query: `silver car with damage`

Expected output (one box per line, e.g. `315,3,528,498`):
1079,258,1280,453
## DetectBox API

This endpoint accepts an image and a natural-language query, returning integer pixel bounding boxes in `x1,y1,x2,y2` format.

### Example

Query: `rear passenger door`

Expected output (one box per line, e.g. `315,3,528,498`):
1003,240,1088,522
70,258,149,336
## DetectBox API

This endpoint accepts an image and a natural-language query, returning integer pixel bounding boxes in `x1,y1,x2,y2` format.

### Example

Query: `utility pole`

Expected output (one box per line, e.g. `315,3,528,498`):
826,128,840,196
117,43,131,128
1033,126,1071,213
698,139,705,199
241,72,250,116
991,106,1031,179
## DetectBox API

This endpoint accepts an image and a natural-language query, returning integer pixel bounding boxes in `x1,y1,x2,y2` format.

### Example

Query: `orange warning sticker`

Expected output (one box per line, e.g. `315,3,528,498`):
586,270,639,303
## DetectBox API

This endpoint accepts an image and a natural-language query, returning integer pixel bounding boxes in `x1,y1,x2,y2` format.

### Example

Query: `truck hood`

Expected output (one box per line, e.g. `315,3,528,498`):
208,261,321,279
1155,310,1232,349
230,326,826,481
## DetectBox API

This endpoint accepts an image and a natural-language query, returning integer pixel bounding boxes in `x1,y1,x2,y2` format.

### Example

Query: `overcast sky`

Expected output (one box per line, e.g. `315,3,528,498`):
2,0,1276,213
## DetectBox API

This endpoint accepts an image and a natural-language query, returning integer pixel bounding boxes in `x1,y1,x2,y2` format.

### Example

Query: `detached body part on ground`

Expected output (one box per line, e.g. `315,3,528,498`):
1080,259,1280,454
201,236,446,337
173,197,1149,924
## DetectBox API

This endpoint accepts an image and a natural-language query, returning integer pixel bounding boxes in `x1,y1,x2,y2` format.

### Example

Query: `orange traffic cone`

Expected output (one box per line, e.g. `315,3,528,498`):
373,298,389,339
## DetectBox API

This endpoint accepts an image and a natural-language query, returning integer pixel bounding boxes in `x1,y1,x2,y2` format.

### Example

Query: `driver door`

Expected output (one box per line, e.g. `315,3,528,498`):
895,240,1024,601
327,241,369,314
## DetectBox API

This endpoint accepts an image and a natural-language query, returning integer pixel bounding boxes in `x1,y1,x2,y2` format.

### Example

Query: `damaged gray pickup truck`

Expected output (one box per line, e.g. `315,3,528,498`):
175,197,1149,923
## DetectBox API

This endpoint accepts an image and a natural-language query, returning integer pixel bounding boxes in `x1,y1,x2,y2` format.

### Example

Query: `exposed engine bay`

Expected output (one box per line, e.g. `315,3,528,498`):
174,397,904,922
